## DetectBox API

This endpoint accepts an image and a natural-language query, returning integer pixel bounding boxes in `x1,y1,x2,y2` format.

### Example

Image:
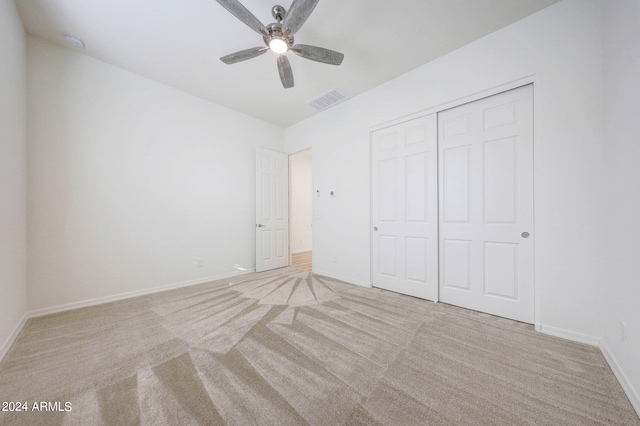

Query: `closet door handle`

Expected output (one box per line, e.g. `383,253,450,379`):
521,232,530,238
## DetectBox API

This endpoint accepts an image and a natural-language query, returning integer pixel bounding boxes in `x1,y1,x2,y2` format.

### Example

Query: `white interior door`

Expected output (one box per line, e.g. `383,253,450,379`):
372,114,439,301
438,84,534,323
256,148,289,273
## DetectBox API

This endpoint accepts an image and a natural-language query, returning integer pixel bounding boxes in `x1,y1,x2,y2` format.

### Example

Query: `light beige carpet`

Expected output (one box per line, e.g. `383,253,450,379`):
0,267,638,425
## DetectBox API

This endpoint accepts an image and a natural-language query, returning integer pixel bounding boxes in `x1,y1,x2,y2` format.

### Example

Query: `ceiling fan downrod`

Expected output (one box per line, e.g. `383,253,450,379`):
271,5,286,23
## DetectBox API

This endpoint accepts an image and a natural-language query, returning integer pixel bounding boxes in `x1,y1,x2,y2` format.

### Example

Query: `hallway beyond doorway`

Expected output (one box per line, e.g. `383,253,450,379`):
292,251,312,272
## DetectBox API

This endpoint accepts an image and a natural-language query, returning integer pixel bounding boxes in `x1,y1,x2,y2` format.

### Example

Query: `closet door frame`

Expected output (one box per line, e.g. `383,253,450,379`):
370,77,538,326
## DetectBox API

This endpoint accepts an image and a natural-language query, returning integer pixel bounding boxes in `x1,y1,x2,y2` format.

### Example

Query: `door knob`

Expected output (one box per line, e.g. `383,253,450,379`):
374,226,378,231
257,224,266,228
521,232,530,238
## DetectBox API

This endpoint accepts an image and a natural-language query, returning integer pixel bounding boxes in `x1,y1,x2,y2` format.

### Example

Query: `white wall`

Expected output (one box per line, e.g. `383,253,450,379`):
289,149,312,254
285,0,605,340
601,0,640,413
0,0,28,358
26,36,284,313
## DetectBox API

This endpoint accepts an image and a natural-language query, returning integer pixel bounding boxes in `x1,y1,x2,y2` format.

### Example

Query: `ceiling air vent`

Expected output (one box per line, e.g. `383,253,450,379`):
306,89,348,111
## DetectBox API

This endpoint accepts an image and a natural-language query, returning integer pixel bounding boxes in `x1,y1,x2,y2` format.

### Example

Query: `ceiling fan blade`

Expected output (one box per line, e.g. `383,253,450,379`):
292,44,344,66
277,55,294,88
220,47,268,64
282,0,319,34
215,0,268,36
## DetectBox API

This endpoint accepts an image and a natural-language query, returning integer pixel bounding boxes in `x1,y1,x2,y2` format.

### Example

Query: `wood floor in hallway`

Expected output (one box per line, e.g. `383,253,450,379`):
292,250,312,272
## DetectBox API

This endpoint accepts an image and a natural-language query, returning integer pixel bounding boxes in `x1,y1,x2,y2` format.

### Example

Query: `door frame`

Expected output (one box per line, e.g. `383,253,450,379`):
288,148,313,269
369,76,538,326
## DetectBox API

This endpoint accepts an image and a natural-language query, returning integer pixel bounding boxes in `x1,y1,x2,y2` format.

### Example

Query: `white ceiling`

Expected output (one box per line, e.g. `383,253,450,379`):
15,0,560,128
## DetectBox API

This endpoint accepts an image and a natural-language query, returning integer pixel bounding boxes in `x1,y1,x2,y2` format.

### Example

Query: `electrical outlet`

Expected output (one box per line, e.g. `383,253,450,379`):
621,321,627,344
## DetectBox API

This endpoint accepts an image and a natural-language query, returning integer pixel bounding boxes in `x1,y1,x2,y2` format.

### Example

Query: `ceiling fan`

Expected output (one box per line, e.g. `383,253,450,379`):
216,0,344,88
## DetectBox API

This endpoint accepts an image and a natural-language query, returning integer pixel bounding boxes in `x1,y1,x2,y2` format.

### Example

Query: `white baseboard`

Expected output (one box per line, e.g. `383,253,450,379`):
313,270,372,289
537,323,600,347
0,313,28,362
600,342,640,417
28,270,253,318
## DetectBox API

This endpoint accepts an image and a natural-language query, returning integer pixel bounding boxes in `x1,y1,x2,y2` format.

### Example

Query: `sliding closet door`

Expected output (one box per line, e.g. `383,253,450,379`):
372,115,439,301
438,84,534,323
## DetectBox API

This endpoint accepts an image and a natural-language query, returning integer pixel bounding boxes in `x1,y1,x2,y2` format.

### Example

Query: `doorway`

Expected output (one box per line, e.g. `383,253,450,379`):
289,149,313,272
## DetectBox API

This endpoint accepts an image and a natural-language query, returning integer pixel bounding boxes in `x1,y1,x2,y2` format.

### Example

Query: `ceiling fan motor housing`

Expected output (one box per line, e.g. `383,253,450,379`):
264,22,294,49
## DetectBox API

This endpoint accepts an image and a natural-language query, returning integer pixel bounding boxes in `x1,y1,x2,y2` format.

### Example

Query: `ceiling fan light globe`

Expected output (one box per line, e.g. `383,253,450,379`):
269,38,288,54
